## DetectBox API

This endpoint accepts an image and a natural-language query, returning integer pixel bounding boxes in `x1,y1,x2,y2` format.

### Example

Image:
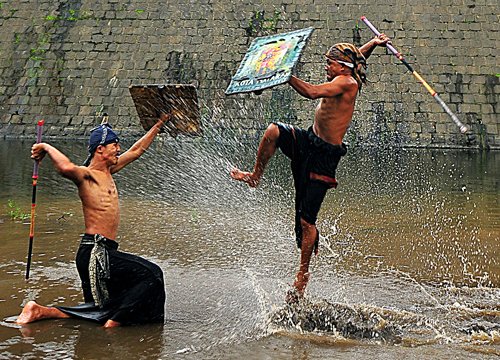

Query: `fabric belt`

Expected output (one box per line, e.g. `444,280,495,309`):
80,234,117,308
309,172,338,189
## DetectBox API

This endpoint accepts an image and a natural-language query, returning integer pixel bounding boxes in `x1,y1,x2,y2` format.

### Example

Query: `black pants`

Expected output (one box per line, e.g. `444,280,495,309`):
57,235,165,325
274,123,347,250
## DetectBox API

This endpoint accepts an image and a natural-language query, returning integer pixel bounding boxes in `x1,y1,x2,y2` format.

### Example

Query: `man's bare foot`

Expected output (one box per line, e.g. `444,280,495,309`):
16,301,69,324
285,288,303,305
230,168,259,187
103,319,121,328
292,271,310,296
16,301,43,324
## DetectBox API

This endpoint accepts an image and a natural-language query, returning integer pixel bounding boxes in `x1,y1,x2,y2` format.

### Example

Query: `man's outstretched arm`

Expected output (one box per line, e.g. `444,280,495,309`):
288,75,355,100
31,143,86,184
111,113,170,173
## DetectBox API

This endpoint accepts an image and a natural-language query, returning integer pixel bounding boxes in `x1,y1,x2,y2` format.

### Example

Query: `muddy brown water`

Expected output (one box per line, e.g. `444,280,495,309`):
0,138,498,359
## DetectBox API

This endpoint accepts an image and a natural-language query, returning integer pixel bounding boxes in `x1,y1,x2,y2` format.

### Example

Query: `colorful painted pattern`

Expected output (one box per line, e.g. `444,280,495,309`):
225,28,314,95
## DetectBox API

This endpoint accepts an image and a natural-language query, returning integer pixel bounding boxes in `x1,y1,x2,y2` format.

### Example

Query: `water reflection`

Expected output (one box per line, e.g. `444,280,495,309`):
4,320,164,359
0,138,498,359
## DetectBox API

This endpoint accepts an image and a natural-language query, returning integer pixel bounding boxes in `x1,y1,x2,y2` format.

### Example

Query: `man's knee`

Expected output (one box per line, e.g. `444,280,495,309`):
300,218,316,237
264,123,280,141
300,216,315,227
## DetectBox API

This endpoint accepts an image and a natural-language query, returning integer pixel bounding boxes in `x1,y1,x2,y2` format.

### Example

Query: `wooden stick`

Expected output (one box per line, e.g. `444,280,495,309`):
361,16,468,134
26,119,44,280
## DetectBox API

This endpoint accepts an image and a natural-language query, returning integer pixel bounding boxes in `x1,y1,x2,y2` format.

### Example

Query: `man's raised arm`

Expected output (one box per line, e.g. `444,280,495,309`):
359,34,390,60
111,113,170,173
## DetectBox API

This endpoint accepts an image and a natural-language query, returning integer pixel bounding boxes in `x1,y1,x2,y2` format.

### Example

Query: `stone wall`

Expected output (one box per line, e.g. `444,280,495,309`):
0,0,498,149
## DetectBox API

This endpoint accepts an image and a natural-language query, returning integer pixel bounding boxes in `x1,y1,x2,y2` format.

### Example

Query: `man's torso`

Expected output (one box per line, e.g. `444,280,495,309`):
77,169,120,239
313,77,358,145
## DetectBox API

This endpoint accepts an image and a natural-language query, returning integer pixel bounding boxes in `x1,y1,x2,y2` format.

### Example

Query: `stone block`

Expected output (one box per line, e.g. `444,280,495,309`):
9,114,22,124
17,96,30,105
410,122,422,133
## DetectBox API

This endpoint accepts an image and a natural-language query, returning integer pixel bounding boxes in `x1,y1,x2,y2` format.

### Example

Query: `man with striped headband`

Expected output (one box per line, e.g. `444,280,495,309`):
231,34,390,302
18,113,170,327
324,42,368,91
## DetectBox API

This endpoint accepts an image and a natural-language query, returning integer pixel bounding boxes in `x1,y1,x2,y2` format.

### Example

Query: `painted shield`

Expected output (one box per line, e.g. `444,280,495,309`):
225,27,314,95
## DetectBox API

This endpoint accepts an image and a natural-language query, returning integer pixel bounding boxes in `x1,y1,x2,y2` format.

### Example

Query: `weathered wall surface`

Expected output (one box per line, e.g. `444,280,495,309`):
0,0,498,148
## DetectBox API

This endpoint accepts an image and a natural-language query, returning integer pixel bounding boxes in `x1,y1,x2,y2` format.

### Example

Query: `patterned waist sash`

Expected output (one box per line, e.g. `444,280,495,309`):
81,234,118,308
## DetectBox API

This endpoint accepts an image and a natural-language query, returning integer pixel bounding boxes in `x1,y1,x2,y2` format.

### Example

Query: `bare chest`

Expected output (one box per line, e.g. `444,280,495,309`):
80,172,119,207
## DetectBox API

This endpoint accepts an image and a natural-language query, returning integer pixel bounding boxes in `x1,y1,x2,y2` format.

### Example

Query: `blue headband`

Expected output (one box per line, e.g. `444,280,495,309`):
83,124,119,166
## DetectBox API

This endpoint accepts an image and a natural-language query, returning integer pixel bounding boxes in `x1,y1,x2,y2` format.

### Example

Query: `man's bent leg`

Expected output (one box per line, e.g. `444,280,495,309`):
16,301,71,324
230,123,280,187
293,218,318,295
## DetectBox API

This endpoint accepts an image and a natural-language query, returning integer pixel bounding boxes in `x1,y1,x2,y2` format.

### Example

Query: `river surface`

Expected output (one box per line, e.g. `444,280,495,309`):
0,137,498,359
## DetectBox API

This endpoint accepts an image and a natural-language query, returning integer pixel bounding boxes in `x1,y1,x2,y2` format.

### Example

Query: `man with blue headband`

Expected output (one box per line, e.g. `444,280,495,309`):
82,122,120,166
17,113,169,328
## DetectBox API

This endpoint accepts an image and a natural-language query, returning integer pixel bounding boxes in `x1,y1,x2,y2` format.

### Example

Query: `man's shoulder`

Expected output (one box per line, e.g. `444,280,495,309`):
322,76,358,99
323,76,358,96
332,75,358,87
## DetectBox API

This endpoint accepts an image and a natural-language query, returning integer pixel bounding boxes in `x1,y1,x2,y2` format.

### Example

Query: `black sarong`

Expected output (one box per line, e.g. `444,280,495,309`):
56,234,166,325
274,123,347,251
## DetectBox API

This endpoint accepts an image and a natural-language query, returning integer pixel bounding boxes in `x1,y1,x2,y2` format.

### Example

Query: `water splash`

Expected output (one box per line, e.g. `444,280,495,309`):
271,299,404,343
